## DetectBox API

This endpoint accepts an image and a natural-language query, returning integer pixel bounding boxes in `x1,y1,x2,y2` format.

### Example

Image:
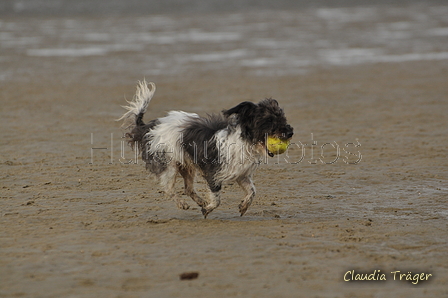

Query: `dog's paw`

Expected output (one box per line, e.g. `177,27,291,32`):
239,202,250,216
176,199,190,210
201,207,213,219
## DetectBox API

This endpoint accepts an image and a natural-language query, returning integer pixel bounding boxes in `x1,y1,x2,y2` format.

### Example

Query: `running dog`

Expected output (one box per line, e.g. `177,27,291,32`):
118,80,293,218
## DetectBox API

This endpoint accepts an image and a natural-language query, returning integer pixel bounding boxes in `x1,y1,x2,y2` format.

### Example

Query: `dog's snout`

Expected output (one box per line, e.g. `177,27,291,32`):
284,124,294,139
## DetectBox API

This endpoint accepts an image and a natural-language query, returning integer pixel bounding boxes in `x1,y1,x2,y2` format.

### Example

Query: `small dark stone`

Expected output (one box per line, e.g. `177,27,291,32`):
179,272,199,280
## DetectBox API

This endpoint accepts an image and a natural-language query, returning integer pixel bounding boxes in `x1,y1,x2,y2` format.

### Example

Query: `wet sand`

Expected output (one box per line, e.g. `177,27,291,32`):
1,8,448,298
2,62,448,297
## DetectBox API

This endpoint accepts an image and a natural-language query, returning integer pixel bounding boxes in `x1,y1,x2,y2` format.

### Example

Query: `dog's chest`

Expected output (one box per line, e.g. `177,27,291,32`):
214,128,263,182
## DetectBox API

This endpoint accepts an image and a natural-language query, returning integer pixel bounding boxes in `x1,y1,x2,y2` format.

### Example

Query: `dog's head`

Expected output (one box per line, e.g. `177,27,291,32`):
223,98,293,156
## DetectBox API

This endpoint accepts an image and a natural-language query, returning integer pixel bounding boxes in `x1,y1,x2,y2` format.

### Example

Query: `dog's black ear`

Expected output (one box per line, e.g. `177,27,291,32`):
223,101,258,141
222,101,257,118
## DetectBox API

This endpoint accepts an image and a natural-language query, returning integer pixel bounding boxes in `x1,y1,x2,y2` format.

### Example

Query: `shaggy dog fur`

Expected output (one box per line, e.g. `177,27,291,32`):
118,80,293,218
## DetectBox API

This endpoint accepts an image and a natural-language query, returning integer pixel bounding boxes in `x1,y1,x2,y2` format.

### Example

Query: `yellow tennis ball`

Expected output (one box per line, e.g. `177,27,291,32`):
267,136,290,155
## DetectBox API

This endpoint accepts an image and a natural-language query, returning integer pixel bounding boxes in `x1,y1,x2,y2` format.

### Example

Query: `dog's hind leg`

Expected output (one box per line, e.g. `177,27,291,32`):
160,165,190,210
201,179,222,218
178,165,207,208
237,176,256,216
201,190,221,219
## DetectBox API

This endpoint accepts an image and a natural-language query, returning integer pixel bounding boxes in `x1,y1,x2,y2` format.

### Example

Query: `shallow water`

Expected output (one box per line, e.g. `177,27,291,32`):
1,3,448,82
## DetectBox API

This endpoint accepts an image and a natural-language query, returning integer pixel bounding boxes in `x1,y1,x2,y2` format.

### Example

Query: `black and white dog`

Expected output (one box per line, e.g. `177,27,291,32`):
119,80,293,218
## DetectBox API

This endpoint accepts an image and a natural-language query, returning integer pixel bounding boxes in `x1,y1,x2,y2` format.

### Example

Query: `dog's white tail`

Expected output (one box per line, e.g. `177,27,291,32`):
118,80,156,129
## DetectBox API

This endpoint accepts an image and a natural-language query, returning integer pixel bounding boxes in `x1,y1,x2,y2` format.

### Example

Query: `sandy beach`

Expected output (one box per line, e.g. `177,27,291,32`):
1,3,448,297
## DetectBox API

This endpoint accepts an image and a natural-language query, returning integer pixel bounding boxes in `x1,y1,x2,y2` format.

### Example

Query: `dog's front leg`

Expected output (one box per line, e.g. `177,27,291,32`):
237,176,256,216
